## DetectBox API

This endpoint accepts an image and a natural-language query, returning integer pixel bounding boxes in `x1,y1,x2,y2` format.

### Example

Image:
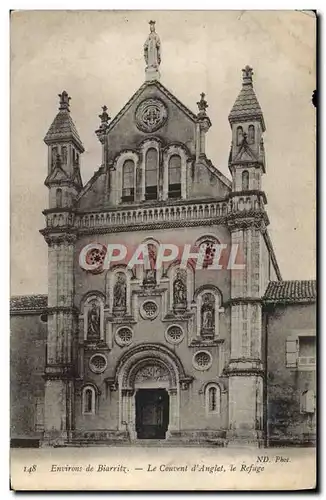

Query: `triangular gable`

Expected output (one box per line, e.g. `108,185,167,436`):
233,141,257,162
45,165,70,185
106,80,198,135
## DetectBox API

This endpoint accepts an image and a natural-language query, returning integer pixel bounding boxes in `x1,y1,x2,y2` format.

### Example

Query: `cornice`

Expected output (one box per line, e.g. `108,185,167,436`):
76,217,227,235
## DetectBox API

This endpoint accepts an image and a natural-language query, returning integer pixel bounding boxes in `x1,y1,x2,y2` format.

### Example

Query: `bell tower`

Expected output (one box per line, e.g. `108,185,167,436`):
41,91,84,445
225,67,268,445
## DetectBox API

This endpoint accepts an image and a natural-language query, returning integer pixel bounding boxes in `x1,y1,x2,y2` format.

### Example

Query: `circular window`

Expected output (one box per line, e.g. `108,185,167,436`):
115,326,133,347
140,300,159,320
85,244,107,274
89,354,107,374
40,313,48,323
135,99,168,133
193,350,212,371
165,325,184,345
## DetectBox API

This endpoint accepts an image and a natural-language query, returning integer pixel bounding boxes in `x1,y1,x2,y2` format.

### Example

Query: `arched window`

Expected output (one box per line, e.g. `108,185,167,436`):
82,386,96,415
236,126,243,146
205,384,221,414
51,146,58,167
72,149,79,167
145,148,158,200
242,170,249,190
122,159,135,202
168,155,181,198
248,124,255,144
61,146,68,165
56,188,62,207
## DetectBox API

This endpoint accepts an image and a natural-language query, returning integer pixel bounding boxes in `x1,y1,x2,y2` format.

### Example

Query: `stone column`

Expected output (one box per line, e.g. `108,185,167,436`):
42,233,77,447
167,388,179,436
226,221,265,446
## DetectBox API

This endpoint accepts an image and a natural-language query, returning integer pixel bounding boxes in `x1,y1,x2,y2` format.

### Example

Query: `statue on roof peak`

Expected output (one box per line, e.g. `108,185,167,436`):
144,20,161,75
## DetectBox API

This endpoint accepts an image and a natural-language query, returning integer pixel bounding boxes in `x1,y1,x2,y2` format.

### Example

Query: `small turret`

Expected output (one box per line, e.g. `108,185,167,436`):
44,91,84,209
228,66,266,192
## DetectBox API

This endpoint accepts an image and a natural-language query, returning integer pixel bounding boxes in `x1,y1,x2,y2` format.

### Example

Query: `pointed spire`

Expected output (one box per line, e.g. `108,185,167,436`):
144,20,161,81
44,91,84,152
228,65,265,131
58,90,71,112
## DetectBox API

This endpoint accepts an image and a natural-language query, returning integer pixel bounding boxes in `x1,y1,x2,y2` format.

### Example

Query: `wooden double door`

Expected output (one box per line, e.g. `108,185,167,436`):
135,389,169,439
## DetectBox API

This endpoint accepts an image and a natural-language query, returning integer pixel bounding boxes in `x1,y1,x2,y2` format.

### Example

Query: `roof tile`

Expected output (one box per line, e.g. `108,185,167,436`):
264,280,316,303
44,110,84,152
10,295,48,312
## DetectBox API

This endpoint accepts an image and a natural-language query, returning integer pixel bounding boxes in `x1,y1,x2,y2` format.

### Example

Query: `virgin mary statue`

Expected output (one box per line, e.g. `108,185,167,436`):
144,20,161,69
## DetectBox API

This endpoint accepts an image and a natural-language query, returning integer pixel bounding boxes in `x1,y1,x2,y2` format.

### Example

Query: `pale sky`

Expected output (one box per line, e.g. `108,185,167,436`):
10,10,316,295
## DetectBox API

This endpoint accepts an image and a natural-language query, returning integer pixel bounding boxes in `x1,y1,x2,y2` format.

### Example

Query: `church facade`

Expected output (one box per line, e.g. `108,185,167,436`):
10,23,316,448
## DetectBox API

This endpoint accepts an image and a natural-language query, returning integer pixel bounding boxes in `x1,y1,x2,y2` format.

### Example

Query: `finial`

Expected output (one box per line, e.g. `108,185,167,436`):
58,90,71,111
98,105,111,129
242,65,254,85
197,92,208,115
144,20,161,81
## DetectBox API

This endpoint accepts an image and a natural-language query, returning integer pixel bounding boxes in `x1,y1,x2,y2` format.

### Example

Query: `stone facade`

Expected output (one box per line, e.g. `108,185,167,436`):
10,24,316,447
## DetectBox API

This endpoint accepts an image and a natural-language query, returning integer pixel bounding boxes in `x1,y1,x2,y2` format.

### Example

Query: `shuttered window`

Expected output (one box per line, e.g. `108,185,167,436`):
285,337,299,367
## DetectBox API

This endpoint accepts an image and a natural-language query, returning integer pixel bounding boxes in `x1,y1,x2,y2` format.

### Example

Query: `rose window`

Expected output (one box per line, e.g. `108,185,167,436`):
85,245,107,273
89,354,107,374
135,99,168,133
141,300,159,319
193,350,212,371
165,325,184,344
115,327,133,347
200,242,217,268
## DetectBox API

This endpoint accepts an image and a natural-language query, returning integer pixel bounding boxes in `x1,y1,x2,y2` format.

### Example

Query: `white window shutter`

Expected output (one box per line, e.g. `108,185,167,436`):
286,337,299,367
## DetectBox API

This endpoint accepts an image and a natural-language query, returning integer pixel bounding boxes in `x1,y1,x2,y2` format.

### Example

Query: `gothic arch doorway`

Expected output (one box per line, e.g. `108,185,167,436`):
114,344,190,440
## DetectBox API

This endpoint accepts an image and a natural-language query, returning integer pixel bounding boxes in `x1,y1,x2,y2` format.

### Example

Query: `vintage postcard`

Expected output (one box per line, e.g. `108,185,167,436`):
10,10,316,491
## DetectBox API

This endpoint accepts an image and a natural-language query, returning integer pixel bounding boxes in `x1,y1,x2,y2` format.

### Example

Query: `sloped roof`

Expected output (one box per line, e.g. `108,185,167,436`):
44,110,84,152
228,68,265,131
10,294,48,313
264,280,316,303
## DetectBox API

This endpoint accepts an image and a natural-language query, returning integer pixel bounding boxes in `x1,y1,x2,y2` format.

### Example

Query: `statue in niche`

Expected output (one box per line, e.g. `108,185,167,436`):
143,243,157,285
201,293,215,336
87,300,101,340
173,269,187,312
113,272,127,314
144,20,161,69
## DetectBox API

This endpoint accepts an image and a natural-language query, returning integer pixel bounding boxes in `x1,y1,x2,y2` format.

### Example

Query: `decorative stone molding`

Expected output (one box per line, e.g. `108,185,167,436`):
140,300,159,320
135,98,168,133
165,324,184,345
134,364,169,383
115,326,133,347
192,350,213,371
113,343,190,391
89,353,107,374
75,200,229,233
42,232,77,246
